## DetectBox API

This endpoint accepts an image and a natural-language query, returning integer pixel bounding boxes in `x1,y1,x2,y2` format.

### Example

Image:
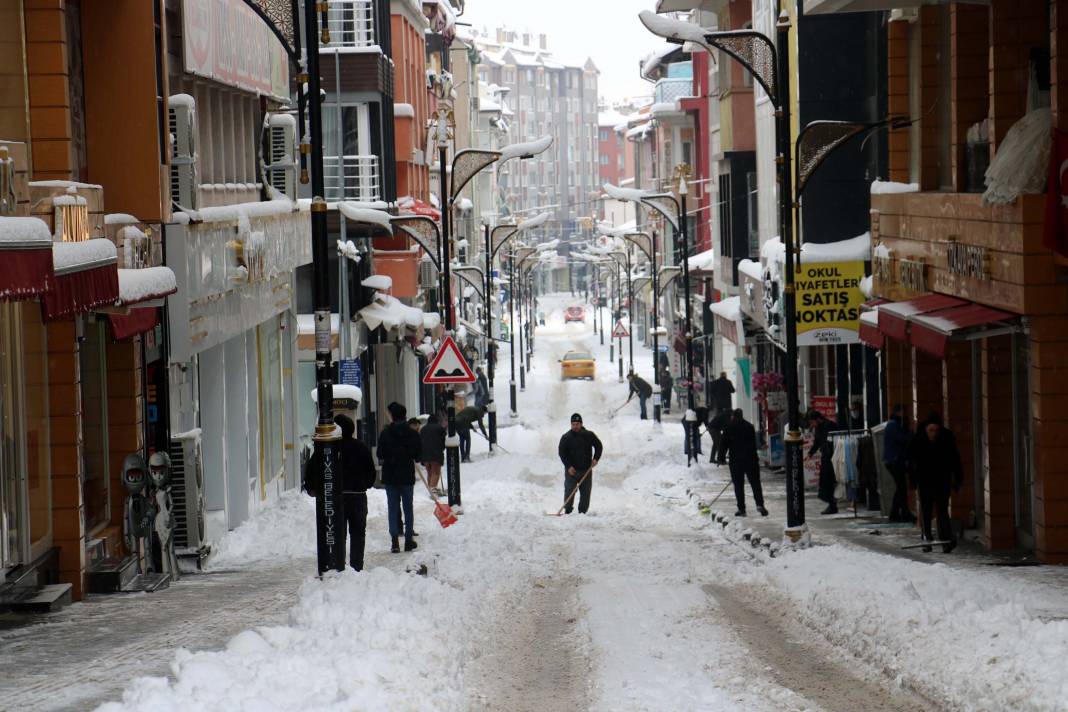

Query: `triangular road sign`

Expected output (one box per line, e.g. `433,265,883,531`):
423,335,476,384
612,320,630,338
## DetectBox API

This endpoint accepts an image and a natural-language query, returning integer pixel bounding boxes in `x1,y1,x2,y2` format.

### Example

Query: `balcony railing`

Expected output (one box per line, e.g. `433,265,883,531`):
654,77,693,105
324,154,380,203
323,0,376,49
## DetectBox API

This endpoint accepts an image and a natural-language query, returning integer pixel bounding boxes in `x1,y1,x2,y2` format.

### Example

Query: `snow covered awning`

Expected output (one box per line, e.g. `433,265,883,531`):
358,293,427,331
43,238,119,320
707,296,744,345
115,266,177,307
397,196,441,221
0,216,54,301
687,248,715,274
877,293,967,343
909,302,1018,360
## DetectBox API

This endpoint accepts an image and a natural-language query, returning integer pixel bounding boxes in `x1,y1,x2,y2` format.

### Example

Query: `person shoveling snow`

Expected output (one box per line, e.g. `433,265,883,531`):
555,412,603,515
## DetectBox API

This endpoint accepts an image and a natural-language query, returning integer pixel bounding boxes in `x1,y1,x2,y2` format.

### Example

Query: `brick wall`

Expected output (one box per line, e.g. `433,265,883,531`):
989,0,1046,152
1029,316,1068,563
887,20,910,183
950,3,989,192
943,340,977,528
981,334,1016,549
0,0,30,143
24,0,73,181
105,338,143,542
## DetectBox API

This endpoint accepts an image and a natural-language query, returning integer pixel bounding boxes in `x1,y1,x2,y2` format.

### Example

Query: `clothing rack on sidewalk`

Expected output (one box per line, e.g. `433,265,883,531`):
828,428,870,519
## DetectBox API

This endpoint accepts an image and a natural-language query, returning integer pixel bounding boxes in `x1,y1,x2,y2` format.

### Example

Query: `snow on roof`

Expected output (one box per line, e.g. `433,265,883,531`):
192,198,297,224
394,103,415,118
52,238,116,274
859,309,879,327
626,122,653,140
598,110,631,128
117,266,177,305
53,194,87,207
0,216,52,246
641,43,682,81
738,258,763,281
871,179,919,195
310,384,363,403
169,93,195,108
105,213,140,226
358,293,427,331
361,274,393,290
297,313,340,335
707,296,740,321
29,179,102,190
517,212,549,231
499,135,553,162
651,101,681,117
338,204,393,231
687,248,715,272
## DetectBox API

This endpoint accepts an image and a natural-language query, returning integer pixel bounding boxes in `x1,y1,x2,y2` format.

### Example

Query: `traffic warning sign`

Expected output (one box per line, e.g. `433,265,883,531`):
611,320,630,338
422,336,476,384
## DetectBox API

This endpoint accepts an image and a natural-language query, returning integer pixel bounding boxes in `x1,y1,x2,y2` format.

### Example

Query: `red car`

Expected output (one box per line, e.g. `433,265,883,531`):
565,306,585,323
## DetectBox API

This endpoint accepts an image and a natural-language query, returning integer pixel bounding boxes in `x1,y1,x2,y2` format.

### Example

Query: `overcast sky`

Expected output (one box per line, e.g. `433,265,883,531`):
463,0,660,105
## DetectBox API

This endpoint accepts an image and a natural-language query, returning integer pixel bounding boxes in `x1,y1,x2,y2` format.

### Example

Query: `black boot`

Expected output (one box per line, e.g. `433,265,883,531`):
757,506,769,517
821,503,838,515
404,538,418,552
391,537,400,553
942,539,957,554
735,509,747,517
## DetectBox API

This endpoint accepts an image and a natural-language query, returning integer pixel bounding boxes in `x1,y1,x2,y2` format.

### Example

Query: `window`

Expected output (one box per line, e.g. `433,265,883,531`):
599,129,608,142
718,173,733,259
746,172,759,257
258,318,285,488
600,154,609,165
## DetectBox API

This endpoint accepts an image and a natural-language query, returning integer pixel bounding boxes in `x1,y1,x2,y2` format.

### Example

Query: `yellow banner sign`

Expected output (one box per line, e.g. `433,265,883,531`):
794,261,865,346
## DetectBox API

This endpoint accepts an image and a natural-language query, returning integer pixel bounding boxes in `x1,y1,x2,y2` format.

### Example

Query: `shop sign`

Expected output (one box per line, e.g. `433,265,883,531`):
182,0,290,101
794,261,865,346
339,358,362,388
899,258,927,292
946,239,989,280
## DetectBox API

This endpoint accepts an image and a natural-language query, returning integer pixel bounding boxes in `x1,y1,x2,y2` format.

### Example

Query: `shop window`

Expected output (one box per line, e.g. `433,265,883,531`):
22,303,50,552
718,173,732,259
1,303,24,567
746,172,759,257
80,317,110,534
258,318,285,488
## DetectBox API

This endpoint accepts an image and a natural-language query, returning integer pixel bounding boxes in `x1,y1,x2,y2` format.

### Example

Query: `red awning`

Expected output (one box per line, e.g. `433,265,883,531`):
859,310,883,349
878,293,967,342
398,198,441,222
42,239,119,320
0,216,55,300
107,307,159,340
909,303,1018,359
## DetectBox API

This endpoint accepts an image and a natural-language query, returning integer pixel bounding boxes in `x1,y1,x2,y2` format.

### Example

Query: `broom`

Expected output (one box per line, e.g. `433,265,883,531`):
545,466,594,516
415,463,457,528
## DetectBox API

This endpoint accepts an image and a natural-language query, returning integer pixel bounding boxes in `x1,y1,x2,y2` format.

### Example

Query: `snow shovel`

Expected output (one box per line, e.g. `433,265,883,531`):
545,467,593,516
606,400,629,420
474,430,511,454
415,464,457,528
704,480,733,508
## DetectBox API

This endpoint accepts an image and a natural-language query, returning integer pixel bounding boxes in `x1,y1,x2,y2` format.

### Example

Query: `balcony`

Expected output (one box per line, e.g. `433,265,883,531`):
322,0,376,50
324,154,381,203
654,77,693,105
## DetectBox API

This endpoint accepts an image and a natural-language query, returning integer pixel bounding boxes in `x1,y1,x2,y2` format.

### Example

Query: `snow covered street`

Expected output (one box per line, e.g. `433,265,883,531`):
3,294,1067,712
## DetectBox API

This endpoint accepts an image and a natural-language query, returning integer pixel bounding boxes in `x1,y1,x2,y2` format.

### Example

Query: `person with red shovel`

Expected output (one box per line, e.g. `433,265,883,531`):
557,413,603,514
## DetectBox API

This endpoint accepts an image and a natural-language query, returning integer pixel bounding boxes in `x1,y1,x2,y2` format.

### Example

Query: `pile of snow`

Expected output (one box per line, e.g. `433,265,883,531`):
338,204,392,231
358,293,427,331
638,10,711,47
337,239,360,262
687,248,715,272
859,274,873,298
105,213,140,226
738,258,762,281
361,274,392,290
761,232,871,264
0,216,52,246
499,135,552,162
983,108,1052,205
870,179,919,195
393,102,414,118
116,267,177,305
603,182,650,202
52,238,116,274
706,296,740,321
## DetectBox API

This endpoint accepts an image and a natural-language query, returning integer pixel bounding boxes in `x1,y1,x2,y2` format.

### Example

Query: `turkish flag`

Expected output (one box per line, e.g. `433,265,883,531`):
1043,128,1068,257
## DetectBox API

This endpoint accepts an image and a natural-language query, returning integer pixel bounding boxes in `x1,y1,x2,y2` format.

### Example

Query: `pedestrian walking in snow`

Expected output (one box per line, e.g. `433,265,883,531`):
907,412,962,553
807,410,838,514
685,405,708,457
455,404,487,462
627,371,653,420
883,404,915,523
710,372,735,415
557,413,603,514
420,411,446,497
719,409,768,517
472,366,490,408
709,409,729,464
377,402,422,553
305,414,377,570
660,368,674,414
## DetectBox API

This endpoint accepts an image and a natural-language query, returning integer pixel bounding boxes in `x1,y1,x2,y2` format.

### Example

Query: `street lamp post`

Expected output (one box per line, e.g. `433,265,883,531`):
619,231,659,421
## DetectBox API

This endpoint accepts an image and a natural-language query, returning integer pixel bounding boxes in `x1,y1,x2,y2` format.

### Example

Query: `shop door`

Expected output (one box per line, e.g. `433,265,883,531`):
1012,332,1034,548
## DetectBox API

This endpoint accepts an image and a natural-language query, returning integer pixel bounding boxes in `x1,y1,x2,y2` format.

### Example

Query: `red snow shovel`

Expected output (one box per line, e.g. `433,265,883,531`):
416,464,457,528
546,467,593,516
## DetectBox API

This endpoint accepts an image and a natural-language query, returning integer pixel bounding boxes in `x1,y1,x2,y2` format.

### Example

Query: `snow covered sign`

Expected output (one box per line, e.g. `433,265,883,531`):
422,336,475,384
611,320,630,338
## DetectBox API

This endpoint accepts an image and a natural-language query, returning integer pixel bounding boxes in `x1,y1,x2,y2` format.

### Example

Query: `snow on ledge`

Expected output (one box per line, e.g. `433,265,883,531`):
394,103,415,118
687,248,715,272
0,216,52,247
117,266,177,305
339,203,393,230
361,274,392,290
738,258,762,281
358,293,428,331
870,179,919,195
105,213,140,226
603,183,650,202
499,135,552,162
310,384,363,403
52,238,117,274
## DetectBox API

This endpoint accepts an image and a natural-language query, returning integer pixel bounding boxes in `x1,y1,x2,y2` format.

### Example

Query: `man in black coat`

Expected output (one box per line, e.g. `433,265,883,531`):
807,410,837,514
907,412,963,553
376,402,423,553
710,372,735,415
305,414,376,571
626,371,653,420
719,409,768,517
557,413,603,514
708,409,730,465
883,404,914,522
420,411,446,497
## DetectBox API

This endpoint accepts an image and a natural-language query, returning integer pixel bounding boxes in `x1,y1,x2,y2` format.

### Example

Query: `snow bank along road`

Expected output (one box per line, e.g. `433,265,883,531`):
32,293,1062,712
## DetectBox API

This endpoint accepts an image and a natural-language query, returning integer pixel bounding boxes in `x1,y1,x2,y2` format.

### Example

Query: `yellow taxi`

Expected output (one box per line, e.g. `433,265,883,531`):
560,350,595,381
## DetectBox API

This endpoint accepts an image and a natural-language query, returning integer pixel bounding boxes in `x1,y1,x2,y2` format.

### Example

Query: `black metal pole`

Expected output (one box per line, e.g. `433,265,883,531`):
616,261,623,382
518,262,526,391
627,252,634,374
652,230,661,423
307,0,344,574
440,144,461,507
509,252,517,414
679,194,696,466
484,224,496,448
778,20,805,530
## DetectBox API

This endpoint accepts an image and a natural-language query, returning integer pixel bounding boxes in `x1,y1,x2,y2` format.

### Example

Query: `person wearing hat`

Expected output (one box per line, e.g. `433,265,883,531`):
557,413,604,514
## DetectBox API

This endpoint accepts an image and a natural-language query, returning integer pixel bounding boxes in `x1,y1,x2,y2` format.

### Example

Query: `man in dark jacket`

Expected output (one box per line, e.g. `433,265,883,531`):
807,410,837,514
660,368,674,414
420,411,446,496
626,371,653,419
883,404,914,522
455,404,487,462
719,409,767,517
376,402,422,553
708,409,730,464
710,372,735,415
305,414,376,570
907,412,962,553
472,366,490,408
557,413,603,514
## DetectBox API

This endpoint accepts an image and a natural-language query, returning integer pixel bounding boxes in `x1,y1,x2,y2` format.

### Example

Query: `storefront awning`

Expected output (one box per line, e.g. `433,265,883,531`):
43,239,119,320
98,267,177,340
108,308,159,340
0,216,54,300
858,298,888,349
909,303,1018,359
878,293,967,342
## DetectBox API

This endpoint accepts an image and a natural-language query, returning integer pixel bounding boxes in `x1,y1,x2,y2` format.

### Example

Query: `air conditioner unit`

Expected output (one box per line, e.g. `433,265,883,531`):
169,433,207,553
169,96,198,210
266,113,298,200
